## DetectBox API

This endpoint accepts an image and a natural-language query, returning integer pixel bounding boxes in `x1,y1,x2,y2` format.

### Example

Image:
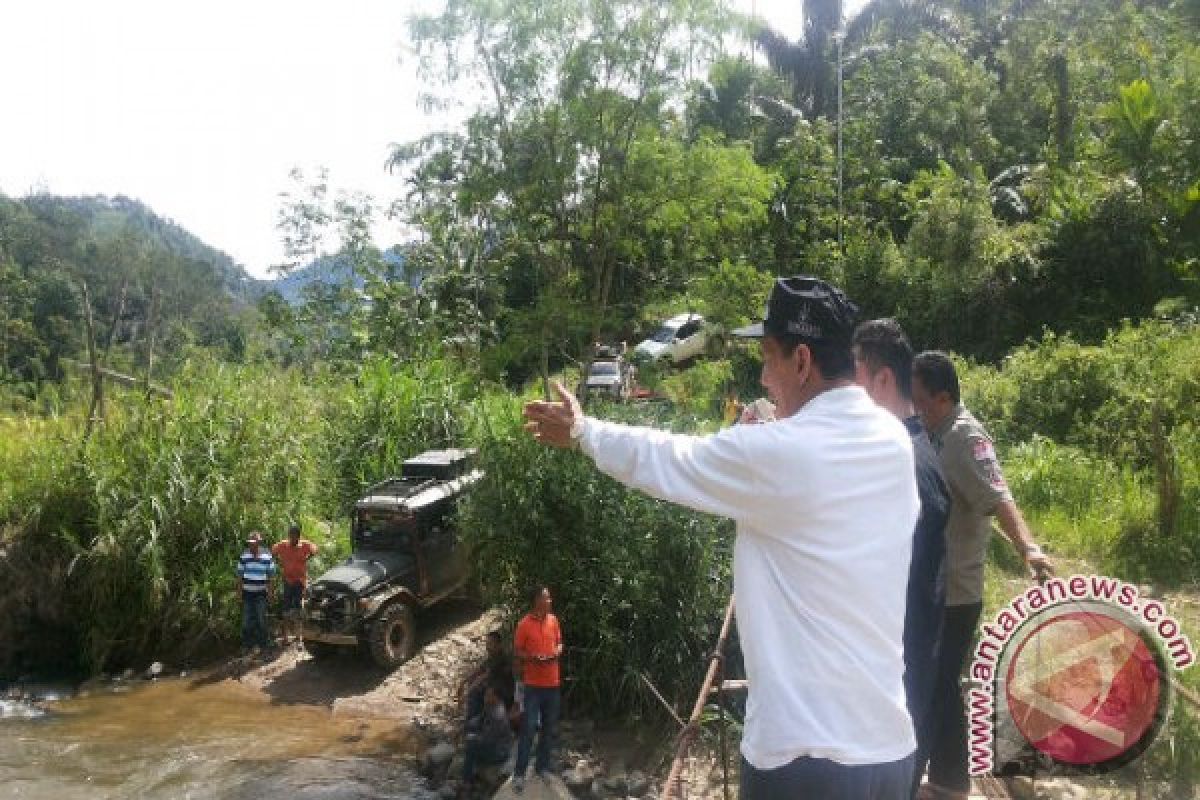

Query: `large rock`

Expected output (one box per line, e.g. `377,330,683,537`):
494,774,574,800
423,741,457,776
563,762,594,794
1036,778,1087,800
1004,776,1035,800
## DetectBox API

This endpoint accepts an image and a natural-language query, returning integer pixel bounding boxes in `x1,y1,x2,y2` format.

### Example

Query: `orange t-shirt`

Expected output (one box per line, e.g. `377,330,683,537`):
272,539,318,585
514,613,562,688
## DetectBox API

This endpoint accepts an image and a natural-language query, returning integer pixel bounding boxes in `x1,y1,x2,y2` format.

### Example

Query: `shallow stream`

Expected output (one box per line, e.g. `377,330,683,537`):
0,676,432,799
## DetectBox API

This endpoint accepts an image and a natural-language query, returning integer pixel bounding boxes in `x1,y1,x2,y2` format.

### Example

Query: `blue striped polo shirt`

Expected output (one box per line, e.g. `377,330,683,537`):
237,549,276,593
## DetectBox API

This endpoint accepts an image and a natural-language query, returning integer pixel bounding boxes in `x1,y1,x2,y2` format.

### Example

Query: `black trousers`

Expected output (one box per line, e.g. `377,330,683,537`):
917,601,983,794
740,753,914,800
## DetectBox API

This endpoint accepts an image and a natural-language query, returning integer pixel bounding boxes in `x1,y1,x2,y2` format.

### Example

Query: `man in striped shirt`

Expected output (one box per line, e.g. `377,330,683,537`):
236,531,277,654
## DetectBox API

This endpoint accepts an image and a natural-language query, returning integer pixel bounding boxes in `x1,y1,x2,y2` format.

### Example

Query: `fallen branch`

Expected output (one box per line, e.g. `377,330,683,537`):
63,359,174,399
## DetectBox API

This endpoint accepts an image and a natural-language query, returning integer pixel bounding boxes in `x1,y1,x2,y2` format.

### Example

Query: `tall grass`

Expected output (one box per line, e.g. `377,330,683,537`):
0,354,484,676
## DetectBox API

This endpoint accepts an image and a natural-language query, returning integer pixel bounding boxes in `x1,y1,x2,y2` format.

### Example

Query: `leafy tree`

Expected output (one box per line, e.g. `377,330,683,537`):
398,0,768,389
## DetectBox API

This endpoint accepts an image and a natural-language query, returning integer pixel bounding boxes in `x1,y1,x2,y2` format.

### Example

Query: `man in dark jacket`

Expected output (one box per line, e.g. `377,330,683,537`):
854,319,951,799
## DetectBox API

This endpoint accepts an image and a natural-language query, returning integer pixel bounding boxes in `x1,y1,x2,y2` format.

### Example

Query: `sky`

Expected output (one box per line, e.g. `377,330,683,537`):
0,0,866,278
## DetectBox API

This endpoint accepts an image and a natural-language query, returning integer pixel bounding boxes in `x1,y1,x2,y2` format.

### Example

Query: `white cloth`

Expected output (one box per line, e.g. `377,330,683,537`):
578,385,919,769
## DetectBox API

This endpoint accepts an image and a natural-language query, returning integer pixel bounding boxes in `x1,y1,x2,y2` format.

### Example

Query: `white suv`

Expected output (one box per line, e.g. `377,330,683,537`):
634,313,708,364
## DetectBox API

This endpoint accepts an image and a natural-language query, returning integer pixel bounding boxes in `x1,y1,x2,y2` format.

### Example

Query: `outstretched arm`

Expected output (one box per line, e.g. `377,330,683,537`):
523,381,761,522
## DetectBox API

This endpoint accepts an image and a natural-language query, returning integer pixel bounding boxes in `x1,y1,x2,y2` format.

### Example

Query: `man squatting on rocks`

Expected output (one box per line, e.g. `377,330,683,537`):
910,351,1053,800
853,319,951,800
525,276,921,799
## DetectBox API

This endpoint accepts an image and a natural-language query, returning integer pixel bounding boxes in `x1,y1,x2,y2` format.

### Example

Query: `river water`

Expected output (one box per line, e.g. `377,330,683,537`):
0,676,434,800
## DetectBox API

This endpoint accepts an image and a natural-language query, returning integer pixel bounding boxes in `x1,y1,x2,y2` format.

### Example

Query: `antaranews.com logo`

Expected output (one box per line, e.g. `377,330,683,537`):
968,574,1194,776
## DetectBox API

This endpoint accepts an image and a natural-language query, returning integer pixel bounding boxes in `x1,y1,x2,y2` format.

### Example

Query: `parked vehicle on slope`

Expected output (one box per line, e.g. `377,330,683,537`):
580,344,636,402
302,448,481,669
633,313,708,365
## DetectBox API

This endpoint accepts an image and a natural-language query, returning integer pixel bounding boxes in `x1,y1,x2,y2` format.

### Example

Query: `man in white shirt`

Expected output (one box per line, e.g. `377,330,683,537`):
524,276,920,799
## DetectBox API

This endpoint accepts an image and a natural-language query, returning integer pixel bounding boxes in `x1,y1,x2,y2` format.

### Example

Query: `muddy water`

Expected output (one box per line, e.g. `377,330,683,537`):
0,677,434,800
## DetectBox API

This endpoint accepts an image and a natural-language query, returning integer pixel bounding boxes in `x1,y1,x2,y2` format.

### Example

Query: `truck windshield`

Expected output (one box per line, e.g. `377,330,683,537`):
650,325,677,343
354,510,416,550
590,362,618,376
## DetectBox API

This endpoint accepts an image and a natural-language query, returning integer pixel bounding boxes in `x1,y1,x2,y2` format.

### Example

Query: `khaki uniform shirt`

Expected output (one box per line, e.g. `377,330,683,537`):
929,404,1012,606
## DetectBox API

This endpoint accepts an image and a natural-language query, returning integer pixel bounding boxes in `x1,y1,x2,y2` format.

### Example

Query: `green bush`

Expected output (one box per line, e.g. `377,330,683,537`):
325,355,476,511
459,397,733,718
660,358,735,423
0,360,340,672
1002,437,1126,560
961,320,1200,583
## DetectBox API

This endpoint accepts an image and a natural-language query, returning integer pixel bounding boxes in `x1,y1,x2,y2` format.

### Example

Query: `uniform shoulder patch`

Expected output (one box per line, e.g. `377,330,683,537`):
971,437,1007,490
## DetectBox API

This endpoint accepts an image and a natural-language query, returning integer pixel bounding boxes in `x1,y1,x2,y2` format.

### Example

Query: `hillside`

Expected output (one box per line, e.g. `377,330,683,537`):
22,193,258,301
0,191,259,387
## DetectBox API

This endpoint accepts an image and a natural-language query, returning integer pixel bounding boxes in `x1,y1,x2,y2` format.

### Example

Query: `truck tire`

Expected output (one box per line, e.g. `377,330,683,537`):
303,639,339,660
368,602,416,670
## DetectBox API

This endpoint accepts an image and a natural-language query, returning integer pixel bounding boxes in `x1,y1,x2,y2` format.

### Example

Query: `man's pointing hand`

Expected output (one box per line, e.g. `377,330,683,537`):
523,380,583,449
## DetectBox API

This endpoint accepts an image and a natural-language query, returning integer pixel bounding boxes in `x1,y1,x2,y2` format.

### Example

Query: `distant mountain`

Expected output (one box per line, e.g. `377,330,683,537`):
30,194,258,302
0,191,266,380
267,246,416,305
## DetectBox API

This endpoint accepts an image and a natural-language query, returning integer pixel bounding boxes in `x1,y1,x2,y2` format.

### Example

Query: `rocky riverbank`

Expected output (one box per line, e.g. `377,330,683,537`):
227,601,729,800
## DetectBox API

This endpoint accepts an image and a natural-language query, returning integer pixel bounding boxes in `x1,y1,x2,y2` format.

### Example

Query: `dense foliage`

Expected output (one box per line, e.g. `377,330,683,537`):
460,398,734,715
0,356,476,676
0,193,254,395
964,318,1200,582
0,364,732,719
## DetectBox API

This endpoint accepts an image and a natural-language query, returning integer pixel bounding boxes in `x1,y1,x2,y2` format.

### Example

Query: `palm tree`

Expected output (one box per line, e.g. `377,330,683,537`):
754,0,842,120
754,0,973,121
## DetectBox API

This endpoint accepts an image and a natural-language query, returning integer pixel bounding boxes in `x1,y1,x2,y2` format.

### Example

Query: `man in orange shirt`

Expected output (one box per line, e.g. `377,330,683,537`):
272,523,318,645
512,586,562,793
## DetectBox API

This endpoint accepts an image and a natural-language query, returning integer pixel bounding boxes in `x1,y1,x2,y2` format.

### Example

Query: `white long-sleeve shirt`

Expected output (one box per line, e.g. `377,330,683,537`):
578,385,919,769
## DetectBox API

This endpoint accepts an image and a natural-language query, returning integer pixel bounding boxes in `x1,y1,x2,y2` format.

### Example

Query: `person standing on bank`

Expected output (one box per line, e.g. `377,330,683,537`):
910,351,1054,800
236,532,276,655
524,276,920,800
272,523,318,646
853,319,951,800
512,586,562,793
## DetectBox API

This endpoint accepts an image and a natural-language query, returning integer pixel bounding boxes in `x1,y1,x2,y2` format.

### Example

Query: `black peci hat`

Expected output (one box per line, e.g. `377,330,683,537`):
732,276,859,343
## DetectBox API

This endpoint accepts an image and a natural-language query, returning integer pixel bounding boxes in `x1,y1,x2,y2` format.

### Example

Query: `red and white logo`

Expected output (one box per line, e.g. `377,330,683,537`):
1002,607,1168,769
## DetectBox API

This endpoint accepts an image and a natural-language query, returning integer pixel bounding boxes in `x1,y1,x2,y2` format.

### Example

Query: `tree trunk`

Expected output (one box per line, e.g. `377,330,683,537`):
144,288,160,396
80,282,104,442
1050,50,1074,163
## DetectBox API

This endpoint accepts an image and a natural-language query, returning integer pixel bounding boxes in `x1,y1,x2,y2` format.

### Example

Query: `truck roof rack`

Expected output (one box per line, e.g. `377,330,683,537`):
402,448,477,480
358,475,437,500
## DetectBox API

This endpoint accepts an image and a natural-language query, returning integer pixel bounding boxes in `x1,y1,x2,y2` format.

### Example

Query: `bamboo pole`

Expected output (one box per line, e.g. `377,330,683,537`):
661,595,736,800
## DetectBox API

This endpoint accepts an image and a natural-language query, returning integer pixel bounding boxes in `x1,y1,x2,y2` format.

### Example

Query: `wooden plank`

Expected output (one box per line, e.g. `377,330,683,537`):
63,359,173,398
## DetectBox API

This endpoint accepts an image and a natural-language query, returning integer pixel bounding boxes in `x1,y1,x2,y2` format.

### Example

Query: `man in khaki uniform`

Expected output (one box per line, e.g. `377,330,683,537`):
910,351,1052,800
